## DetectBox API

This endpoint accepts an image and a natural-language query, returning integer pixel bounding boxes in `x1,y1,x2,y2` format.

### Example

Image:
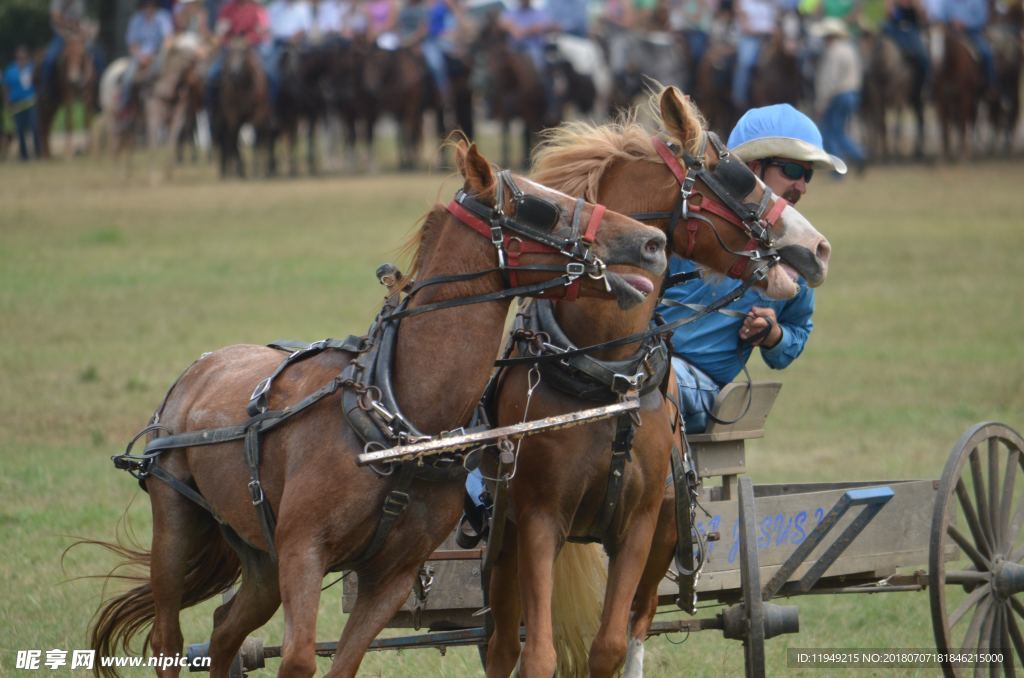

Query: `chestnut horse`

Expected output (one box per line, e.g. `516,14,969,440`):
483,87,832,678
87,141,668,678
935,26,984,160
216,39,274,178
39,31,97,157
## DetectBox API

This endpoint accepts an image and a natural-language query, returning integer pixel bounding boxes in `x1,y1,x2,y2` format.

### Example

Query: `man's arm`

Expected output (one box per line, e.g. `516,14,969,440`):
757,287,814,370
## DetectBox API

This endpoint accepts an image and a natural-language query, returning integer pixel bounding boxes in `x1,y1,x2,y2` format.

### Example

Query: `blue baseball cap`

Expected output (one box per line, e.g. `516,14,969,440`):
727,104,847,175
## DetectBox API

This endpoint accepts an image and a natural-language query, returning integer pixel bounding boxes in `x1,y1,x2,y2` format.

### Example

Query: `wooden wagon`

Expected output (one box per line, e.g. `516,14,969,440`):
192,383,1024,677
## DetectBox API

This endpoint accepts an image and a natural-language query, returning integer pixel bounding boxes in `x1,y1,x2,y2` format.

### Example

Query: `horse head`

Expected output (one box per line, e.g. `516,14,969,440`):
453,141,666,309
657,86,830,299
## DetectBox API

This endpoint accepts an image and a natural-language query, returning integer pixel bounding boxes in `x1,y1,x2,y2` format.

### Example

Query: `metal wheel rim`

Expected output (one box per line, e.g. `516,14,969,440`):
930,422,1024,677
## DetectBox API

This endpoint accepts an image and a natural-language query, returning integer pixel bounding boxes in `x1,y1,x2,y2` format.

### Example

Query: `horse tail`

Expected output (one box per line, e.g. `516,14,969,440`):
551,542,607,678
77,523,240,678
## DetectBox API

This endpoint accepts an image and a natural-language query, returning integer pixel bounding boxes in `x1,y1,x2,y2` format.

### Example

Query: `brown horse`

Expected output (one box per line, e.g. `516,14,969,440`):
216,38,274,178
361,44,432,171
39,31,97,157
475,14,548,169
483,87,832,678
86,141,668,678
935,26,984,160
859,30,921,159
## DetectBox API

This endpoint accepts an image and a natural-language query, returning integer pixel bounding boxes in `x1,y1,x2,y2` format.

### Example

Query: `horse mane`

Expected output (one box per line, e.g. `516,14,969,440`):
531,86,707,201
398,204,446,284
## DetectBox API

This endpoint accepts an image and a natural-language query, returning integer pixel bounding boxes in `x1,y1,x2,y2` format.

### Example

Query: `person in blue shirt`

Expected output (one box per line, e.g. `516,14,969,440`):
659,104,845,433
122,0,174,111
941,0,994,90
3,46,42,160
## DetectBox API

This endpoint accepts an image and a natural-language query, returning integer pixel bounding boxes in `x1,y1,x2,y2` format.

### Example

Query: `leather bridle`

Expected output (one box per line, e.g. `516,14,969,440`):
635,131,787,283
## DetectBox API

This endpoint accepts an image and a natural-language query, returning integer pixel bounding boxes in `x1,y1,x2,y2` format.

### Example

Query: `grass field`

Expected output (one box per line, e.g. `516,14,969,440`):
1,153,1023,677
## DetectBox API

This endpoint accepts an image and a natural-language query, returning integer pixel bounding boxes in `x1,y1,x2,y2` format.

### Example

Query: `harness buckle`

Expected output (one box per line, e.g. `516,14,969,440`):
382,490,410,516
248,479,265,505
611,371,645,394
249,377,272,407
565,262,586,279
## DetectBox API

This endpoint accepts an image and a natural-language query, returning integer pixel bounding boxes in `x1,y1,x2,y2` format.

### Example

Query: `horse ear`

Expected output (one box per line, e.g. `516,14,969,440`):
659,86,702,154
457,143,496,199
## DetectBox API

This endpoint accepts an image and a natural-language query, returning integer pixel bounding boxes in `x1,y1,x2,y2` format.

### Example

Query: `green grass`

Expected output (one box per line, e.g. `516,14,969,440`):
1,155,1022,676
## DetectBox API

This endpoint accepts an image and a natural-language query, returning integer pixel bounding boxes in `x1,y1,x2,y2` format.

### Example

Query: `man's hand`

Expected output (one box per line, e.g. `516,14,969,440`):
740,306,782,348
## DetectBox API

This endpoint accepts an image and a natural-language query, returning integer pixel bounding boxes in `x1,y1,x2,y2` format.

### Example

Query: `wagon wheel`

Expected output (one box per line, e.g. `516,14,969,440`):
738,476,766,678
930,422,1024,677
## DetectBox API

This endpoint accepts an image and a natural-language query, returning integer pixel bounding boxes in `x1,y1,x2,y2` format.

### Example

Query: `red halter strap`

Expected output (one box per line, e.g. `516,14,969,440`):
651,136,788,279
446,194,606,301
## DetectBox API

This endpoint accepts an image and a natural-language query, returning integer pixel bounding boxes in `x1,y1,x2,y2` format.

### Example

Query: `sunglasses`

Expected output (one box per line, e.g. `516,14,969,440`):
767,159,814,183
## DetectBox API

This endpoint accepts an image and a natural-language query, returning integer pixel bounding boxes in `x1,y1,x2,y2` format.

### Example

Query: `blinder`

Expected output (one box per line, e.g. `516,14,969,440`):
513,194,562,233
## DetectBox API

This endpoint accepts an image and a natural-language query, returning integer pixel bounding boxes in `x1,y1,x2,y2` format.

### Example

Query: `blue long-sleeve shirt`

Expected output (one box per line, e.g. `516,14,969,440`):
657,256,815,386
942,0,988,29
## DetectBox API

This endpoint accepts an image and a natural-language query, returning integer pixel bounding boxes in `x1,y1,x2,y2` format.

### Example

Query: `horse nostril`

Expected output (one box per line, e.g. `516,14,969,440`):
644,235,665,256
816,238,832,264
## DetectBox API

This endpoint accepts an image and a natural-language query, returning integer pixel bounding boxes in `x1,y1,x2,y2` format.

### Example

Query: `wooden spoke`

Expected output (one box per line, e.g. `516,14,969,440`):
970,449,998,557
963,596,993,655
1010,596,1024,623
949,584,992,629
949,524,993,573
989,605,1004,678
958,479,995,558
989,439,1001,553
1002,604,1016,678
1000,448,1019,557
1007,608,1024,666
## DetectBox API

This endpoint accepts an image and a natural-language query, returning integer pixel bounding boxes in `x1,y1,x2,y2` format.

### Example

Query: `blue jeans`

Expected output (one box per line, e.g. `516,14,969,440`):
672,356,720,434
422,39,449,100
732,34,766,110
13,107,41,160
466,468,487,507
883,22,930,77
821,90,864,166
683,29,708,90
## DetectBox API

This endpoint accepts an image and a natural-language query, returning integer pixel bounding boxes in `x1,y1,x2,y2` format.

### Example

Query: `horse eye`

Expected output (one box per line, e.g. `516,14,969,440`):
516,196,561,231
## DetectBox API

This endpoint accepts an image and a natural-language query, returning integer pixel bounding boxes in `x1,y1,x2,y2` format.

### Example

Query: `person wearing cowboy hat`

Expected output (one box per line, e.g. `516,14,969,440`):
658,103,845,434
813,17,865,173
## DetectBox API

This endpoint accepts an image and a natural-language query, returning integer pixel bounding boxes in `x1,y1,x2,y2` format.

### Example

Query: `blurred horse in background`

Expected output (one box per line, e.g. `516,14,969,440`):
149,35,205,176
860,30,924,159
276,44,328,176
935,26,984,159
362,44,431,171
39,29,97,157
474,14,547,169
216,38,274,178
986,12,1023,154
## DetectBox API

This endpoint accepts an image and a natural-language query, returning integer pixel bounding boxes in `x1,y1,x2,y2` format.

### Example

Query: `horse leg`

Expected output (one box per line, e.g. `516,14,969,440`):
306,117,317,175
275,535,325,678
325,561,422,678
626,494,678,678
64,97,74,156
590,514,660,678
515,514,560,678
148,481,219,677
485,522,523,678
207,544,280,678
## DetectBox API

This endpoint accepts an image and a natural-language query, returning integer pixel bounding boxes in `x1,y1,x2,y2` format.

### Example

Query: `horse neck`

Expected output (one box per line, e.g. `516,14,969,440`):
391,208,511,434
552,293,658,362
